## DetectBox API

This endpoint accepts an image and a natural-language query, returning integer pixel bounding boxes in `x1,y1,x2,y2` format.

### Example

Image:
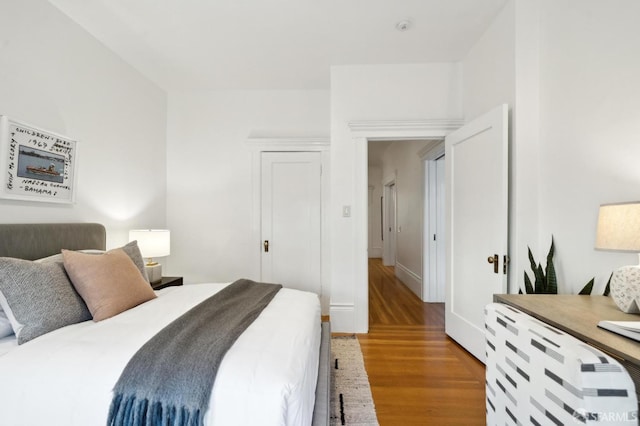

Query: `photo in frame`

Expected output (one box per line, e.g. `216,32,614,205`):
0,116,78,203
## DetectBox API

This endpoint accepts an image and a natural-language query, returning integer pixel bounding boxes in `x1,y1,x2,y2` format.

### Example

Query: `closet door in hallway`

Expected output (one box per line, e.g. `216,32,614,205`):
260,152,321,295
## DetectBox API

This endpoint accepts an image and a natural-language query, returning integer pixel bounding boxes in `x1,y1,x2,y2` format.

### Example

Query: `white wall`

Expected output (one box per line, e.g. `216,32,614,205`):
463,0,528,289
380,140,429,298
463,0,515,123
165,89,330,285
0,0,167,247
367,166,383,258
537,0,640,293
463,0,640,294
330,63,463,332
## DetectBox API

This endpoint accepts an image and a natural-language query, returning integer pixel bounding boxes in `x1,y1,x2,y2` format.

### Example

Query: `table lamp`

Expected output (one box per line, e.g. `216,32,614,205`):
595,202,640,313
129,229,170,284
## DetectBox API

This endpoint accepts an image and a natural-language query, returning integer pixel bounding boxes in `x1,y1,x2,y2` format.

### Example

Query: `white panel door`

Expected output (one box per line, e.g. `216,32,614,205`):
445,104,509,362
261,152,321,295
426,155,446,303
383,183,397,266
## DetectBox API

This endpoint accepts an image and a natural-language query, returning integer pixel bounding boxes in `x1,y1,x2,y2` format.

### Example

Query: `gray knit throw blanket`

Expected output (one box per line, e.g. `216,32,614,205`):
107,279,282,426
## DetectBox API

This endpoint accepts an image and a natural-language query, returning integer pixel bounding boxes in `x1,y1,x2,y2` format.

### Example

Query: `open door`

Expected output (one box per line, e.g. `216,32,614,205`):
445,104,509,362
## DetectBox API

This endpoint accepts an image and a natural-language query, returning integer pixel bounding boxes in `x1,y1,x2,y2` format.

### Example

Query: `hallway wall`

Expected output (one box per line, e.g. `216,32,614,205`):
368,166,383,258
379,140,430,299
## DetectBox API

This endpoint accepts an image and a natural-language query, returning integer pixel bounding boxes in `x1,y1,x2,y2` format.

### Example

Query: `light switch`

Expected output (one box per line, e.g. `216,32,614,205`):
342,205,351,217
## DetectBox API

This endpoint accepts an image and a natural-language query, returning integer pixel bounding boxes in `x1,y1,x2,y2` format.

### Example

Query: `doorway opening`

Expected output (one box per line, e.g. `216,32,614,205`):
366,139,445,307
349,119,463,333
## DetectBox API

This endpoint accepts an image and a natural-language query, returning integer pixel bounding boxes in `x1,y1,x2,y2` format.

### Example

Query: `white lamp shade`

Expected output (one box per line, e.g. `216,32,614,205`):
129,229,170,258
595,202,640,313
595,202,640,252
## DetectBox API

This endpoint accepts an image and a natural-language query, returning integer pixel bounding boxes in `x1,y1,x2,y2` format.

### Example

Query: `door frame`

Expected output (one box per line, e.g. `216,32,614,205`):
248,137,330,311
347,120,464,332
419,141,445,302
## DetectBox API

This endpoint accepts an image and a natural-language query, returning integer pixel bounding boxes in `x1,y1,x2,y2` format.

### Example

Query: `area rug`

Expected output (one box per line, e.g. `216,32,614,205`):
330,335,379,426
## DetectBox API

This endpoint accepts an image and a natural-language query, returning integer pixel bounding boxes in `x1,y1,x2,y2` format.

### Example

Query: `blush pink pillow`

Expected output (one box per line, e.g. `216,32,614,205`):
62,248,156,321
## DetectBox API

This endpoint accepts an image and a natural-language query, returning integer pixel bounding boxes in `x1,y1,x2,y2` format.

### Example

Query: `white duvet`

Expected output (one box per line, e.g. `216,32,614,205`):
0,283,321,426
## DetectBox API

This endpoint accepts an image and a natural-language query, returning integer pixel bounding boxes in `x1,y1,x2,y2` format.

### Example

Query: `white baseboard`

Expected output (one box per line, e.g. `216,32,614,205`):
329,303,355,332
368,247,382,258
395,262,422,299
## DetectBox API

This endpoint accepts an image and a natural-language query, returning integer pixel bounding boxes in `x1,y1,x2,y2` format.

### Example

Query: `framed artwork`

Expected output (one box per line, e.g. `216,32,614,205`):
0,116,78,203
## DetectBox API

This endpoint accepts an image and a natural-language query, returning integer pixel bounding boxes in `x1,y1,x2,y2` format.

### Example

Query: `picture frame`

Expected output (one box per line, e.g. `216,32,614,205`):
0,115,78,204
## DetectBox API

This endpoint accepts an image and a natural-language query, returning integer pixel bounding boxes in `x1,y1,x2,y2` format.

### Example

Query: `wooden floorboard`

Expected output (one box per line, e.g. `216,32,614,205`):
356,258,486,425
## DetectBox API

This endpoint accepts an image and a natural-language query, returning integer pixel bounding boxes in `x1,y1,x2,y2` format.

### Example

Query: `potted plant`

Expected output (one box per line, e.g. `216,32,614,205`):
520,237,610,295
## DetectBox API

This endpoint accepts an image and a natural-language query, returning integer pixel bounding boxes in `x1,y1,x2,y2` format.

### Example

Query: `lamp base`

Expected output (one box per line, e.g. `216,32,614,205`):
145,263,162,284
610,265,640,313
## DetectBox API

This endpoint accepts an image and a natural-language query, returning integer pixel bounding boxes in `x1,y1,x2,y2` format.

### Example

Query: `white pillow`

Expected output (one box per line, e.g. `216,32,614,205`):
0,307,15,339
35,249,104,263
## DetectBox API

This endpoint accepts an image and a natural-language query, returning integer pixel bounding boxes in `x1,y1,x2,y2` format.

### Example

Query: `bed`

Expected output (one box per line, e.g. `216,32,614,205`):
0,223,330,426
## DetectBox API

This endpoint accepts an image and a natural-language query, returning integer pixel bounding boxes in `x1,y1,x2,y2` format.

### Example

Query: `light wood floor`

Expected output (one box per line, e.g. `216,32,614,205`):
356,258,486,425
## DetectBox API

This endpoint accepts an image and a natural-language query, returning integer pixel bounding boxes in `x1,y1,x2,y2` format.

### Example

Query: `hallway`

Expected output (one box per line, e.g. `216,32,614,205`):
357,258,486,425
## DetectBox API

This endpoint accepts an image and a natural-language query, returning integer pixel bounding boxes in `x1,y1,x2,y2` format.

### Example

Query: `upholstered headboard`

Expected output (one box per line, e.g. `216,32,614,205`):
0,223,106,260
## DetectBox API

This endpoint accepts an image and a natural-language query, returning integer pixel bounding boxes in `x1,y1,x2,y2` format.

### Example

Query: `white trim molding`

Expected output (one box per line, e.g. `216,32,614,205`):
349,119,464,140
418,141,445,161
246,137,330,150
395,262,422,299
330,303,355,333
368,247,382,258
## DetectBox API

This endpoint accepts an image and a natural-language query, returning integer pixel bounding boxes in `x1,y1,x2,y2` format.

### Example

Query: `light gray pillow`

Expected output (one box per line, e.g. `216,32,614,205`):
36,241,150,283
121,241,150,283
0,258,91,344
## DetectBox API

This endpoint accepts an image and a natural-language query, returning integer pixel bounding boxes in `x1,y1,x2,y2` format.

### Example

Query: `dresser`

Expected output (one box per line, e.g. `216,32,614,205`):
494,294,640,401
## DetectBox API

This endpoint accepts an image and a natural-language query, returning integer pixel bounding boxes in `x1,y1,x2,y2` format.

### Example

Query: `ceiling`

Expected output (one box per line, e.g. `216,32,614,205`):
48,0,508,91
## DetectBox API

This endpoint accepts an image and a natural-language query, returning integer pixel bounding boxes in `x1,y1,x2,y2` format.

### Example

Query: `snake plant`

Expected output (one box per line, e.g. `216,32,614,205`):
522,238,558,294
520,237,610,295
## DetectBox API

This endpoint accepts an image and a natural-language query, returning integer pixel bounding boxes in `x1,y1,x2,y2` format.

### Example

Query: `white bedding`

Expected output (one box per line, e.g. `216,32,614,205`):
0,334,16,356
0,283,321,426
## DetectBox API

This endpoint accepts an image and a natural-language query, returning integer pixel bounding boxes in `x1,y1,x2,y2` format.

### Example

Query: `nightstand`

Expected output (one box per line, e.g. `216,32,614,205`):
151,276,184,290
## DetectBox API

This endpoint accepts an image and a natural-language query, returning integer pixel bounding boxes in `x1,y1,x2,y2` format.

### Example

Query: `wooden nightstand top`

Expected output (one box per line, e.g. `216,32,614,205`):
151,276,183,290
